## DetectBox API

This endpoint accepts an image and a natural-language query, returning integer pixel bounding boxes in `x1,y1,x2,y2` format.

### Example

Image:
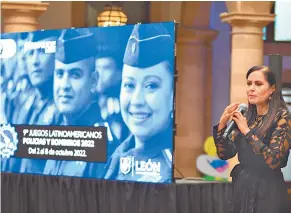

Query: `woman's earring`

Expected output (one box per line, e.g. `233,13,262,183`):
269,95,272,101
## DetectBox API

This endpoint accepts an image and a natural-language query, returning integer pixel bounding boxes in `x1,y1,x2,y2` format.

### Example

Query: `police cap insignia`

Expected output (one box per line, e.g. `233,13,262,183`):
131,41,136,54
123,23,174,68
56,29,96,64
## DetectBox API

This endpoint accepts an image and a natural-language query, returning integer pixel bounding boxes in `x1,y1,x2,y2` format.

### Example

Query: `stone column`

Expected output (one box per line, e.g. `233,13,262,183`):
220,1,275,179
205,38,215,137
1,1,49,33
175,27,217,177
151,1,218,177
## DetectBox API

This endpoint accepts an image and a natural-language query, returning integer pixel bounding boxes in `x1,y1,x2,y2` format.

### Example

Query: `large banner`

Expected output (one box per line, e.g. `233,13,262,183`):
0,22,176,183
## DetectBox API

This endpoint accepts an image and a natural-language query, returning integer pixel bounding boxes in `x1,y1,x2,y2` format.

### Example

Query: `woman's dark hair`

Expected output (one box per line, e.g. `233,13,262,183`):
245,65,288,137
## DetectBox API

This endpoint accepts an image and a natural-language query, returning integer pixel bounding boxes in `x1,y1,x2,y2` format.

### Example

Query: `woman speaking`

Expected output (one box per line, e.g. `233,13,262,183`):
213,65,291,213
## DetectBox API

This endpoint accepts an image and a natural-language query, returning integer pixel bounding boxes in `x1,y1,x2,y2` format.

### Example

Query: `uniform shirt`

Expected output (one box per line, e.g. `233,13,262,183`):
11,87,55,125
1,86,55,174
43,102,119,178
1,74,31,124
213,107,291,170
105,127,173,183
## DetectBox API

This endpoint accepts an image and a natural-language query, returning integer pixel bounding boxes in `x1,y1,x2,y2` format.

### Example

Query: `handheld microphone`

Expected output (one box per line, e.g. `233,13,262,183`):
222,103,248,139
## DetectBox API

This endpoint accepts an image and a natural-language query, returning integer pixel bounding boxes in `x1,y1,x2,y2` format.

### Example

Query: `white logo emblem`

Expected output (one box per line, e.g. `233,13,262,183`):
0,39,17,58
23,41,56,54
0,124,18,158
120,156,132,175
131,41,136,54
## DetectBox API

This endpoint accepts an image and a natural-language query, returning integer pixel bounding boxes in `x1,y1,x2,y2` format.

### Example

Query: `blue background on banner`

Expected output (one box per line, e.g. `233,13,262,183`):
0,22,175,183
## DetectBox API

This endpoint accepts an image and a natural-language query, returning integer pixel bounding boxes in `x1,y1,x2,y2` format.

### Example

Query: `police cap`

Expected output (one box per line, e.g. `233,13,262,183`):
95,27,129,59
56,29,96,64
31,29,61,42
123,23,174,68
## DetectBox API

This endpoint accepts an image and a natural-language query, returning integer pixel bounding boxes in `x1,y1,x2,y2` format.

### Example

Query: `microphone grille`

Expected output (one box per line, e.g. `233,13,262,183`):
239,103,248,114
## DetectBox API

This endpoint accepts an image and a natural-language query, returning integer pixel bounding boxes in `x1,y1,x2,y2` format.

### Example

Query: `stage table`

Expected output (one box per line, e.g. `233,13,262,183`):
1,173,234,213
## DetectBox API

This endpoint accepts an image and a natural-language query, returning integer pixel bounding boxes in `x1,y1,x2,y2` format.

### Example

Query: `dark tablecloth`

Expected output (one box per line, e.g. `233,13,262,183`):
0,172,238,213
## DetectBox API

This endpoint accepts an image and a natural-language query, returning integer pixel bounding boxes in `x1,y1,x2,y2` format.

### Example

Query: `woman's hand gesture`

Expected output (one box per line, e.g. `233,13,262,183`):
218,103,240,130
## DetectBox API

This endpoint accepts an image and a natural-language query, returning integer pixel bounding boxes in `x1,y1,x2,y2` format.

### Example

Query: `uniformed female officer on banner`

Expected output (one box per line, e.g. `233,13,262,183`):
104,23,175,183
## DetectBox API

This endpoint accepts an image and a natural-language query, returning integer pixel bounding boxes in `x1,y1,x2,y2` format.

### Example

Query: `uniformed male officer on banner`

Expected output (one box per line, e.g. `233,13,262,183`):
94,27,130,142
10,30,59,125
44,29,118,178
1,30,60,174
104,23,175,183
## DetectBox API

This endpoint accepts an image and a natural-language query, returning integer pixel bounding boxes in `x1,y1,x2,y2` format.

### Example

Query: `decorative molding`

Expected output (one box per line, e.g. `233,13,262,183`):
1,1,49,10
220,13,275,29
1,1,49,33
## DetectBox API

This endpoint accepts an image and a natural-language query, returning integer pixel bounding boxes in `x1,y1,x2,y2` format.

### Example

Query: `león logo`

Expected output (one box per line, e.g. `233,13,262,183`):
0,124,19,158
119,156,162,177
120,156,132,175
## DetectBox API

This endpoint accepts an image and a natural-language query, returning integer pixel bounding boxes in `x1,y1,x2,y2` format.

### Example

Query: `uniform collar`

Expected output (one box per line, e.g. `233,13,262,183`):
117,123,173,158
